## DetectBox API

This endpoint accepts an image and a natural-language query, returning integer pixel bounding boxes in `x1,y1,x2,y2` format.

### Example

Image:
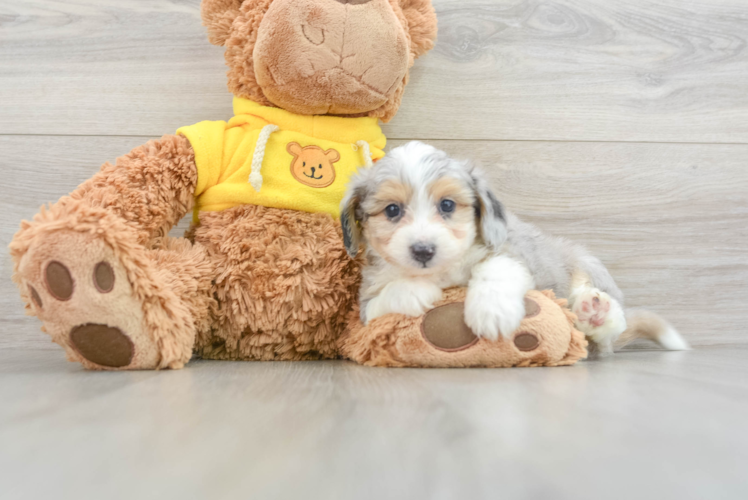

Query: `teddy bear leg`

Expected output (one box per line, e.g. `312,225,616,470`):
10,135,208,369
340,289,588,368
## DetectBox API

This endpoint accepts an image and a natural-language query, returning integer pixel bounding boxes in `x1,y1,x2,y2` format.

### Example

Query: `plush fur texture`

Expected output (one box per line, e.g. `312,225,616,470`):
191,205,361,361
208,0,437,121
340,288,588,368
71,134,198,245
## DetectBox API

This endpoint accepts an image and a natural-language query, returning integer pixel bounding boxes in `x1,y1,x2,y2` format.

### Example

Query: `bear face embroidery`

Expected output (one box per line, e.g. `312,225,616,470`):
287,142,340,188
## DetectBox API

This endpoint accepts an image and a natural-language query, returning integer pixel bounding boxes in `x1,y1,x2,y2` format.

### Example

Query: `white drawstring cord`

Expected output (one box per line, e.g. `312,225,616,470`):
353,140,373,168
248,124,280,192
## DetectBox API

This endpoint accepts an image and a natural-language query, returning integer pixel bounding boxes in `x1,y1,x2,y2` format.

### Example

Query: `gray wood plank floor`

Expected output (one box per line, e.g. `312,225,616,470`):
1,346,747,500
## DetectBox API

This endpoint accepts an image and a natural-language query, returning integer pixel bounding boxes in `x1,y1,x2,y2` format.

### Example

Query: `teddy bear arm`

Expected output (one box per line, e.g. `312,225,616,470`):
72,134,198,244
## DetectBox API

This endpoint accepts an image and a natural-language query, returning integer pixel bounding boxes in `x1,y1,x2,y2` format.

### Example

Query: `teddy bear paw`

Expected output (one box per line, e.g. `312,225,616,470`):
17,230,160,370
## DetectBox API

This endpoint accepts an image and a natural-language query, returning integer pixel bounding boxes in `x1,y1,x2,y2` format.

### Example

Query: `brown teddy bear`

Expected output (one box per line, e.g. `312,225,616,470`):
10,0,439,370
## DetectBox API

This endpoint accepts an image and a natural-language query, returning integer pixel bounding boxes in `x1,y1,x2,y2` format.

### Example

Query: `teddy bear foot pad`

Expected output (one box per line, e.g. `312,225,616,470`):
421,298,543,352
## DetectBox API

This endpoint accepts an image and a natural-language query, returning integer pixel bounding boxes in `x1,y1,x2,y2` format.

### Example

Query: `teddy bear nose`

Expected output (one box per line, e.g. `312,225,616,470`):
334,0,373,4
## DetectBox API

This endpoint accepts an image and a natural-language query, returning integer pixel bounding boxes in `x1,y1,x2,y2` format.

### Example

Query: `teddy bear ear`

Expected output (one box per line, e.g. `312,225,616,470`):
399,0,438,60
286,142,303,157
324,149,341,164
201,0,245,46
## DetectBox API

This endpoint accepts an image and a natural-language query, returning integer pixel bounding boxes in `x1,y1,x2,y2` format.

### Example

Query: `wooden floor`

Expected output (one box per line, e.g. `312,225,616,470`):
1,346,747,499
0,1,747,497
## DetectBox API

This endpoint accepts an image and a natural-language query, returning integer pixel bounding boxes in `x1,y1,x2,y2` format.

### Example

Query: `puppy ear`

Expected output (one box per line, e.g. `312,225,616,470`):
201,0,245,46
400,0,438,60
340,172,370,258
470,166,507,250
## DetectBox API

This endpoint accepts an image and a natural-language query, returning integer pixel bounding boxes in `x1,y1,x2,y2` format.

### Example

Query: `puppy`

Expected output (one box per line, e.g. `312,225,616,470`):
340,141,689,354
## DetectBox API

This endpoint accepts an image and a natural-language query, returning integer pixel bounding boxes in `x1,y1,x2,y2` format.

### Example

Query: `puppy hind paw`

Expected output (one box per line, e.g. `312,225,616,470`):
571,287,626,344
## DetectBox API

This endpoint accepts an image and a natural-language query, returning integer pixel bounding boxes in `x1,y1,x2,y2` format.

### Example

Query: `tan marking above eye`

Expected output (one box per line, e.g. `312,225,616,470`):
368,180,412,213
428,177,473,206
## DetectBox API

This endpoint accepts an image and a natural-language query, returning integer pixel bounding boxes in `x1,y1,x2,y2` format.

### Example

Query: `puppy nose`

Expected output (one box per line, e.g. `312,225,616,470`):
410,243,436,264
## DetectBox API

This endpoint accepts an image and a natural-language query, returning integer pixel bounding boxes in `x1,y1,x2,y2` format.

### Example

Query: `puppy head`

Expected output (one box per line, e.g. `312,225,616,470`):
341,141,507,273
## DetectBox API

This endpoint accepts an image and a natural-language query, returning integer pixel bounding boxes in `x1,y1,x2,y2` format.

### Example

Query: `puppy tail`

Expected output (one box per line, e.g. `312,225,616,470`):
615,309,691,351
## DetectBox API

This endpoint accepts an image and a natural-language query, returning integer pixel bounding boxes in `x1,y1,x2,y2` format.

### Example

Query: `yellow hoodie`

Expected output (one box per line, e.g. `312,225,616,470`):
177,97,386,220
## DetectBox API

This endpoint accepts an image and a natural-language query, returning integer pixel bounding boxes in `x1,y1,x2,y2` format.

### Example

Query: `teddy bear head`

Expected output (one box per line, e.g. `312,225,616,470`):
201,0,437,122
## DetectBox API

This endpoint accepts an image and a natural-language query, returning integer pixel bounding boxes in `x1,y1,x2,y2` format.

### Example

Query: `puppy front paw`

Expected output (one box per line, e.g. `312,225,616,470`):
365,280,443,324
464,293,525,342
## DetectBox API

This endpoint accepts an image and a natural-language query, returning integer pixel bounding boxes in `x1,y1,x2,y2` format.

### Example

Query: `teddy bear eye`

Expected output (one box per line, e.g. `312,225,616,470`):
318,164,323,169
303,162,306,167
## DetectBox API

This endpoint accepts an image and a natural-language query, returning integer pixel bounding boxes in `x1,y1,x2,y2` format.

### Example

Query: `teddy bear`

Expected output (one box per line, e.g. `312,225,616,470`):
10,0,440,370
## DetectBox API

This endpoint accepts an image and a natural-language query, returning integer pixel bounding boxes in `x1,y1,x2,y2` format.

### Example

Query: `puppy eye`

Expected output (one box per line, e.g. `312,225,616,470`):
385,204,401,219
440,199,456,213
319,164,323,169
303,162,306,167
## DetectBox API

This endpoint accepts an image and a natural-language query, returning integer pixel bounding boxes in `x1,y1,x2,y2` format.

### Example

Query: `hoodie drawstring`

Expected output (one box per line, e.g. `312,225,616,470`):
248,124,279,192
353,140,373,168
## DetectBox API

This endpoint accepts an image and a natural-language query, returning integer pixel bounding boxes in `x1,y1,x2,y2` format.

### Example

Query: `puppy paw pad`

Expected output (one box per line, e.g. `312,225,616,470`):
574,292,611,327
